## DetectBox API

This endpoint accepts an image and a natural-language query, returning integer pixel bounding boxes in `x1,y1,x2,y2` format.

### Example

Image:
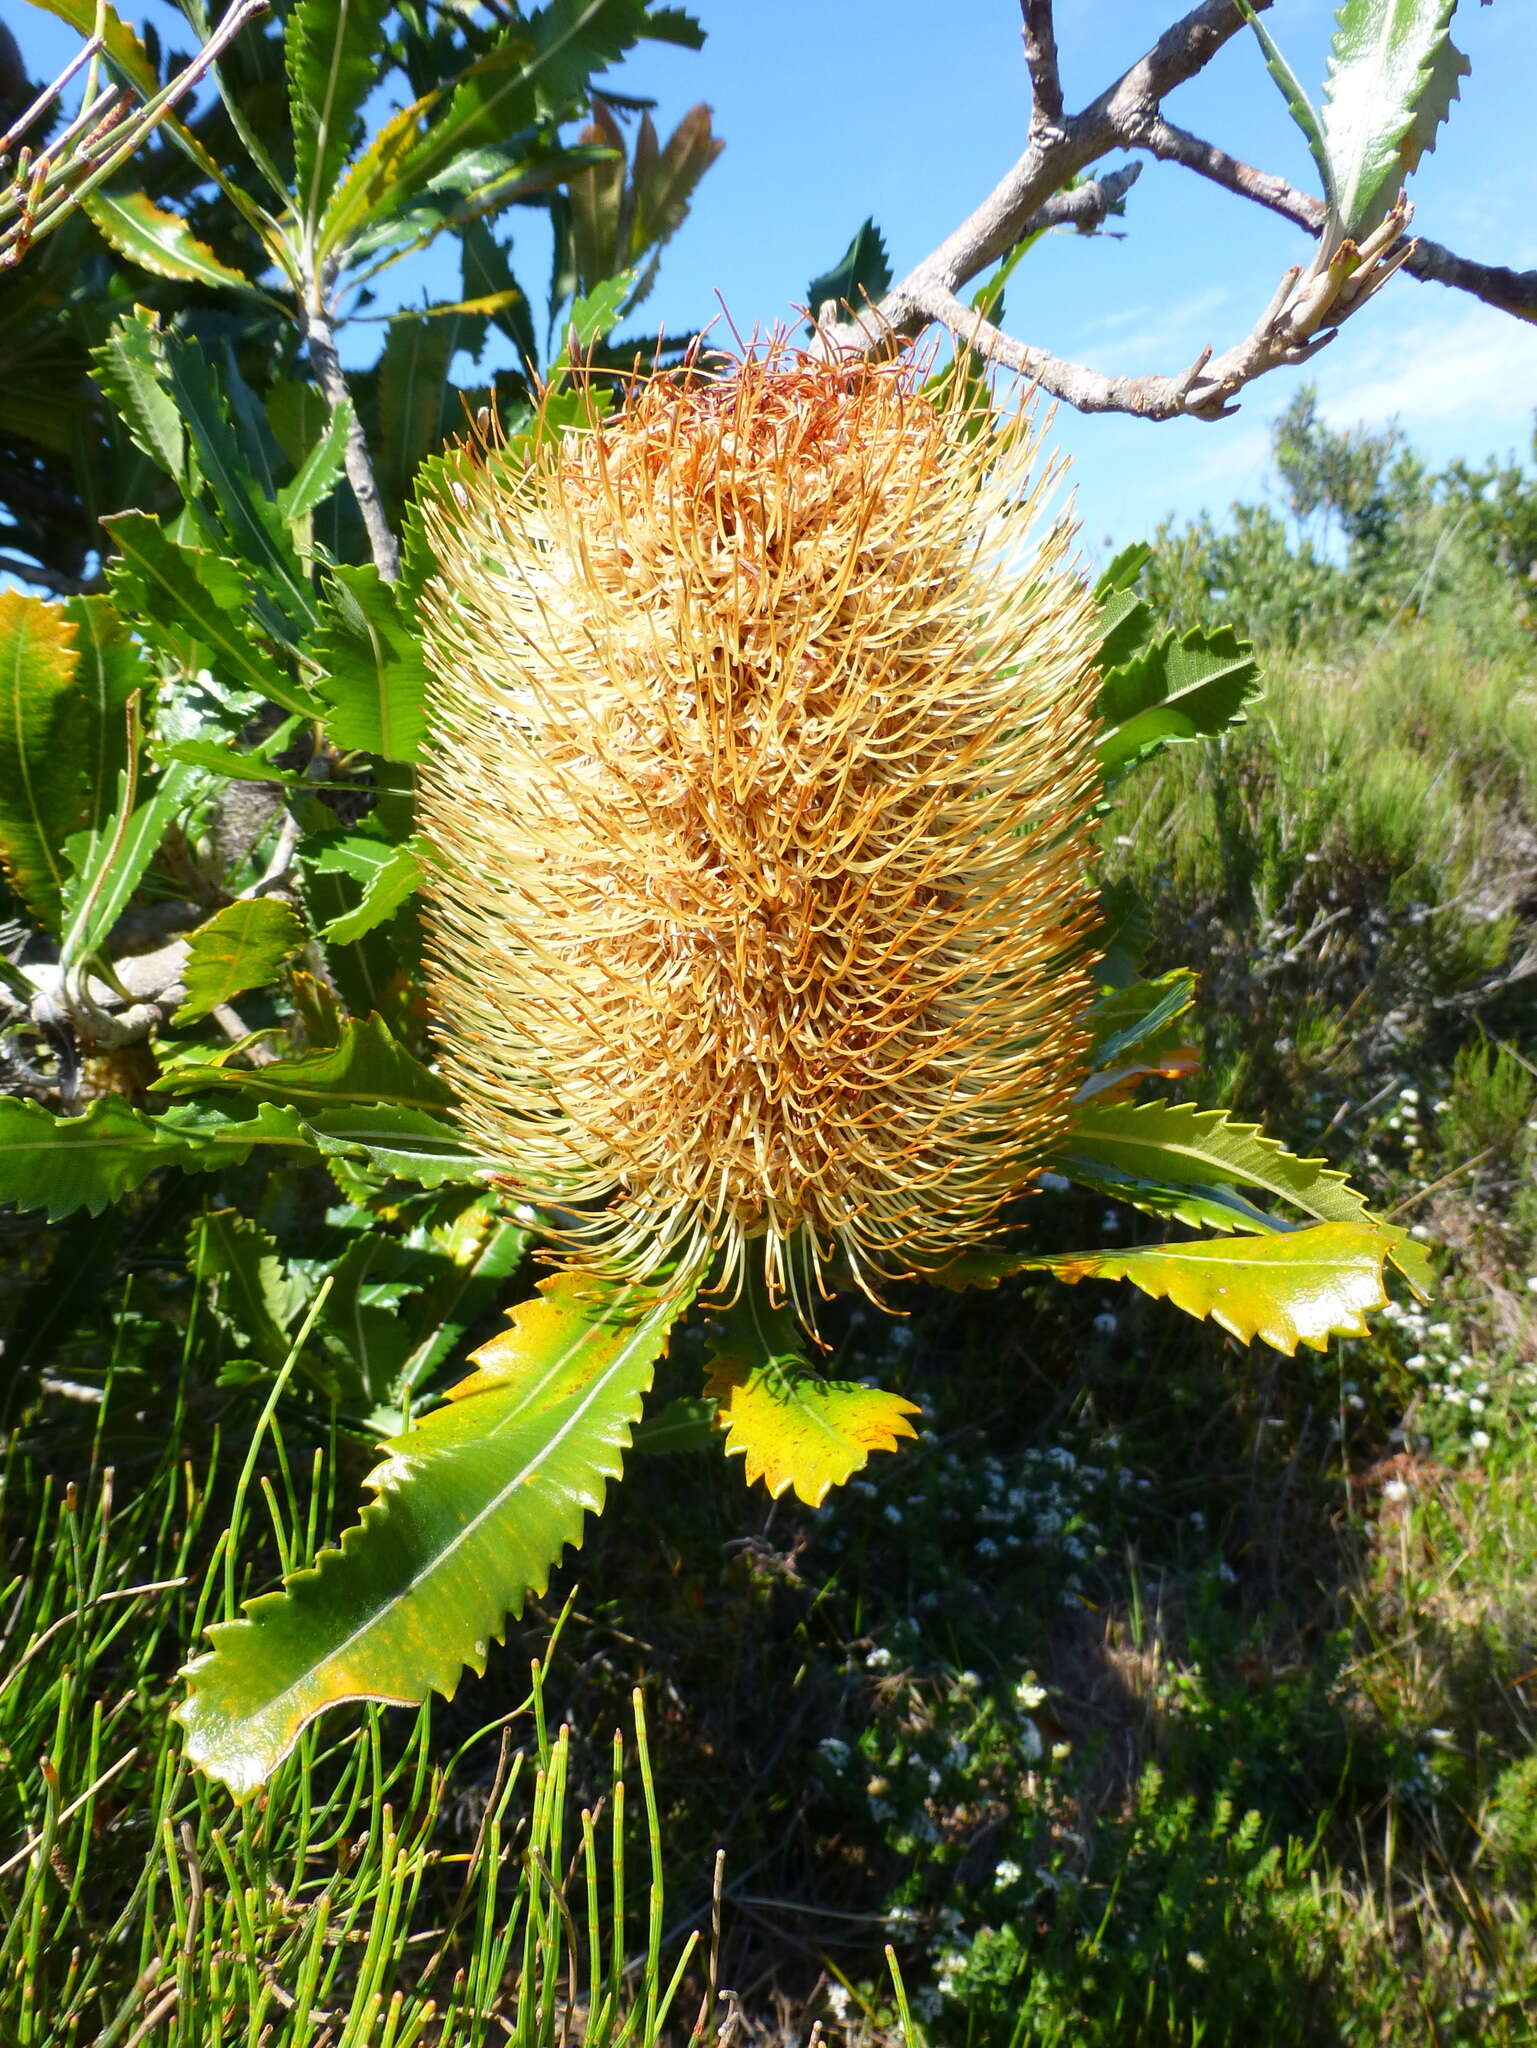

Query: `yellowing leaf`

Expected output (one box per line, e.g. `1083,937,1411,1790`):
178,1272,688,1795
707,1357,919,1506
1029,1221,1401,1356
0,589,87,932
83,191,255,292
705,1282,918,1506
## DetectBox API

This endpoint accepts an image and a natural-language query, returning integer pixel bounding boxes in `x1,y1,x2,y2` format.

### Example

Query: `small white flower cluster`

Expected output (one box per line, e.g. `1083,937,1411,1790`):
1378,1299,1532,1461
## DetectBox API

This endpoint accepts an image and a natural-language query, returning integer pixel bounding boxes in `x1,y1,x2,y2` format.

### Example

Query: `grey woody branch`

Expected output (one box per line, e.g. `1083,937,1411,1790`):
818,0,1536,420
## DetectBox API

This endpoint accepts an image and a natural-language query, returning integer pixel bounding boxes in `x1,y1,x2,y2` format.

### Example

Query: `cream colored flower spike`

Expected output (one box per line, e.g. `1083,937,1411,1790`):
417,343,1105,1323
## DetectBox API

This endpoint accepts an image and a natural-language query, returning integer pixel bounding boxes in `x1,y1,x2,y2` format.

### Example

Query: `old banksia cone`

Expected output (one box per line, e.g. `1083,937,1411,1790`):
417,344,1105,1319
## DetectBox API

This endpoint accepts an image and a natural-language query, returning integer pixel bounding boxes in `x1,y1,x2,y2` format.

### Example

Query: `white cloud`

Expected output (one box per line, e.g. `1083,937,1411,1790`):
1068,286,1235,366
1310,301,1537,434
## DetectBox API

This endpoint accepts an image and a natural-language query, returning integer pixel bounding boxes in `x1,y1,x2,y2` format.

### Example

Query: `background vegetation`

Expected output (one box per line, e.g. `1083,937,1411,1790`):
3,0,1536,2041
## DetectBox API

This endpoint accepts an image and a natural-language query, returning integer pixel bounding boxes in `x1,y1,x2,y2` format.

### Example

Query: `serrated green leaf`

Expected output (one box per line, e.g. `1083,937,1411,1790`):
0,589,88,932
61,746,199,972
401,0,649,202
83,190,257,293
61,595,143,844
560,267,638,353
276,397,353,523
640,5,705,48
1094,543,1153,600
287,0,394,235
176,1271,685,1794
1098,625,1262,780
313,835,426,942
376,319,459,512
0,1097,310,1223
302,1106,493,1188
173,897,308,1025
153,1012,455,1114
90,309,191,489
1320,0,1467,239
194,1207,297,1372
317,77,458,262
158,334,321,637
704,1282,918,1507
807,217,892,318
308,567,431,763
1058,1097,1373,1227
1023,1221,1401,1356
1086,971,1198,1071
104,513,321,717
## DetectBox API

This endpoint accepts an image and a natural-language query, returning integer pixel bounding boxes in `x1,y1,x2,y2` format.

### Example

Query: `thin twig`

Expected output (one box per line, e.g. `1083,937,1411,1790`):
815,0,1529,415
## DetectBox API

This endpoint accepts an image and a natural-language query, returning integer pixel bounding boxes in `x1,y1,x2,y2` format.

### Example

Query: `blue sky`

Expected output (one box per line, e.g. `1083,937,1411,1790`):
606,0,1537,558
15,0,1536,558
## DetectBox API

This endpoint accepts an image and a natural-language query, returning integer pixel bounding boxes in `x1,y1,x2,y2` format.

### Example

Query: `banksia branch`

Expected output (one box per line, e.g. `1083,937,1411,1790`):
418,344,1105,1321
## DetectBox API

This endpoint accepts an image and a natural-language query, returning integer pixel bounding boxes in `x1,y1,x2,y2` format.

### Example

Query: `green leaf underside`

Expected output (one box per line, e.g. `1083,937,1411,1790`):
176,1273,687,1795
1057,1098,1373,1227
1320,0,1467,239
1243,2,1335,202
705,1285,918,1506
308,567,431,762
1022,1222,1399,1356
173,898,309,1024
152,1013,456,1114
1097,625,1262,779
313,835,426,943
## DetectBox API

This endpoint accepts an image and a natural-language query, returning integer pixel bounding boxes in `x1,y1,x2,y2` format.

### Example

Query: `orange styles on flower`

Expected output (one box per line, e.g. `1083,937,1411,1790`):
417,340,1105,1321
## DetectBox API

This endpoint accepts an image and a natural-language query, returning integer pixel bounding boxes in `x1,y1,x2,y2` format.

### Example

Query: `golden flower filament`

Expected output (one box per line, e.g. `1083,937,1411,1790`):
418,343,1105,1323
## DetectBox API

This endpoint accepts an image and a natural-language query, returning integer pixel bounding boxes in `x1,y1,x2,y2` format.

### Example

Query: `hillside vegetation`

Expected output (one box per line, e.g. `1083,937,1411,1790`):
4,404,1537,2046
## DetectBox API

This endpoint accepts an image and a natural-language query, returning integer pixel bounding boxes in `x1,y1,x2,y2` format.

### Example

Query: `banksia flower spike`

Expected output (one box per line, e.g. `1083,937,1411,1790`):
417,342,1105,1324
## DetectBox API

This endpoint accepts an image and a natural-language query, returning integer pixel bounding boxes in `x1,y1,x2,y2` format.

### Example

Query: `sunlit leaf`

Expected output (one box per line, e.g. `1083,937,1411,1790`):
307,566,431,762
105,514,320,717
1024,1221,1402,1355
1098,624,1262,780
1320,0,1468,239
1057,1098,1374,1226
705,1284,918,1507
0,589,87,932
177,1272,686,1794
287,0,393,235
0,1097,310,1223
173,897,308,1024
83,190,257,292
152,1012,456,1114
313,835,426,942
